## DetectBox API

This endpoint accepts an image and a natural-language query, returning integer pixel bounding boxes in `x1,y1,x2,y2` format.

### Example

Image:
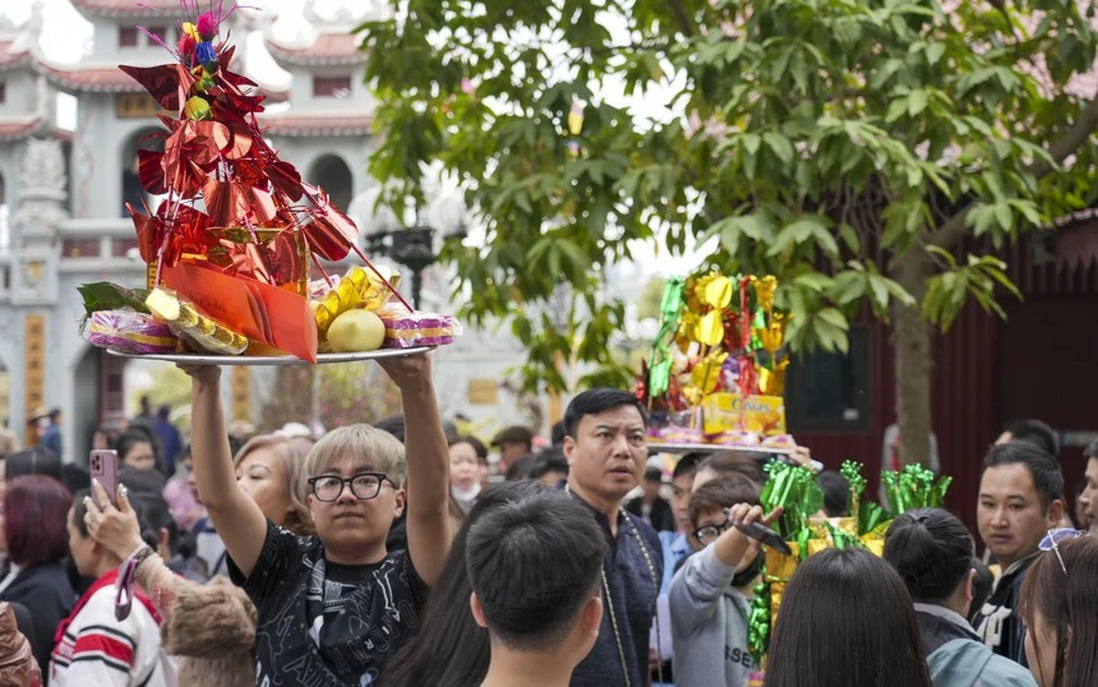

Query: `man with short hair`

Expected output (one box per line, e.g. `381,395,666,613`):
995,418,1059,457
492,425,534,475
563,388,662,687
466,490,606,687
972,442,1063,665
625,465,676,532
1080,439,1098,533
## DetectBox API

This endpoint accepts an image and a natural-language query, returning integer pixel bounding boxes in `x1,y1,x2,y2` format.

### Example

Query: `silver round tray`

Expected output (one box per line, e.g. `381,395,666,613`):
106,346,435,366
645,441,794,455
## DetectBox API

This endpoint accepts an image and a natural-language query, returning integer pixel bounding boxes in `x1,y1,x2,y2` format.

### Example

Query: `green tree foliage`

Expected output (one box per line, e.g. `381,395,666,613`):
357,1,1097,413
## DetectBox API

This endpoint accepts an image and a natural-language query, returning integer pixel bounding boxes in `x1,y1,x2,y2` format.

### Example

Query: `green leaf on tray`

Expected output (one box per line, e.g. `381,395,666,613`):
78,282,152,316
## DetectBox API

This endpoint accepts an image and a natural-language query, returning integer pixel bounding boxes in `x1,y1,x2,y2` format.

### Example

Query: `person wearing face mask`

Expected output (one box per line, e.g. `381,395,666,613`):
449,436,487,513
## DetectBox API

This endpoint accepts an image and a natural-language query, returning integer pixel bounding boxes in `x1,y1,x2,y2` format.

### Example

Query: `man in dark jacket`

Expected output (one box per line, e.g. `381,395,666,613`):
562,389,662,687
971,442,1063,666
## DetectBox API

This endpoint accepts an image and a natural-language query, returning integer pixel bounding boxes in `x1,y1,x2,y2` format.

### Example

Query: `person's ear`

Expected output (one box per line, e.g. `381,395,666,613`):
1047,499,1064,527
470,592,489,629
563,436,577,466
961,566,979,601
392,488,406,519
581,595,603,636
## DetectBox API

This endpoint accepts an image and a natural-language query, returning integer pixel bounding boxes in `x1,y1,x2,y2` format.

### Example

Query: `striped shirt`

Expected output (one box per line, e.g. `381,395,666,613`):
50,569,174,687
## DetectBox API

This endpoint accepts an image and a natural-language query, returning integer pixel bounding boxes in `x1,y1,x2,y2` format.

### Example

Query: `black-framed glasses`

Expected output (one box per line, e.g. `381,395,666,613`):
1039,527,1087,574
308,472,396,502
692,519,732,546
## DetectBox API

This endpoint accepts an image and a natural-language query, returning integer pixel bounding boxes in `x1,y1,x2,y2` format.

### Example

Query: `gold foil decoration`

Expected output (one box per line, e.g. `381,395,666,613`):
146,288,248,355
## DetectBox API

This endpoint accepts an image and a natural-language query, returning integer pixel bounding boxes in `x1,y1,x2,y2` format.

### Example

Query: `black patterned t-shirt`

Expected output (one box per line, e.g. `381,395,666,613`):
228,521,428,686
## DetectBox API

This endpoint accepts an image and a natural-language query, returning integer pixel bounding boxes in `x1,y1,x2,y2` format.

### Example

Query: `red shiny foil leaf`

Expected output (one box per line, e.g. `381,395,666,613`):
268,160,304,201
137,149,168,195
204,178,249,227
158,204,212,255
185,121,225,167
232,156,271,191
119,63,190,111
248,187,278,224
213,122,253,159
302,184,358,261
127,203,165,264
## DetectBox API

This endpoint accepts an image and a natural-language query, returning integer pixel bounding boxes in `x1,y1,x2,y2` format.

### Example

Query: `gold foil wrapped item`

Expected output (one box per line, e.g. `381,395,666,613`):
146,288,248,355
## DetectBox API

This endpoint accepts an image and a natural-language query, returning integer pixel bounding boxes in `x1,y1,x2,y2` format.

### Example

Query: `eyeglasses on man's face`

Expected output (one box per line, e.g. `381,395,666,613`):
1039,527,1088,573
308,472,396,502
692,519,732,546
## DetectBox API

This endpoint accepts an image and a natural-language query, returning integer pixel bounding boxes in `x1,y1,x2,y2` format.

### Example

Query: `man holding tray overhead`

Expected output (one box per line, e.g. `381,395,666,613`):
182,352,450,686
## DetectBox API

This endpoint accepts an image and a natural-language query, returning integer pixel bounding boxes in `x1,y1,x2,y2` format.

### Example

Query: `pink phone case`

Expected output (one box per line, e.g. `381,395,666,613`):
89,449,120,508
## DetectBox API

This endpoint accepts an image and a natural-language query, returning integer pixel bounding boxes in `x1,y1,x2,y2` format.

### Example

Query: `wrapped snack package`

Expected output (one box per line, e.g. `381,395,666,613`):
83,309,178,355
313,265,400,337
145,288,248,356
380,311,461,349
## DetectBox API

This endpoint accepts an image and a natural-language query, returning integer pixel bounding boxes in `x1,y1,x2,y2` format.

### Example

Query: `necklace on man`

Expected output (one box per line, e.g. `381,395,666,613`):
568,483,663,687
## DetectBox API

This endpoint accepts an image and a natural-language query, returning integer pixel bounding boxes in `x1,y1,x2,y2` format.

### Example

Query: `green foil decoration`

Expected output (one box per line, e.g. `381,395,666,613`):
747,581,771,664
646,277,685,397
881,464,953,515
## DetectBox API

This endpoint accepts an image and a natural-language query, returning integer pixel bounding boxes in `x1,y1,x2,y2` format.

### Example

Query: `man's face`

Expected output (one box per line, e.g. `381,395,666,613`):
498,442,529,471
670,473,695,533
1080,457,1098,531
977,463,1060,568
564,405,647,510
308,454,405,553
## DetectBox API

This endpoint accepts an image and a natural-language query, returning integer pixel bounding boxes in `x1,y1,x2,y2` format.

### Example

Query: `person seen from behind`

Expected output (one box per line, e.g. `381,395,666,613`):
465,489,606,687
763,547,933,687
884,508,1037,686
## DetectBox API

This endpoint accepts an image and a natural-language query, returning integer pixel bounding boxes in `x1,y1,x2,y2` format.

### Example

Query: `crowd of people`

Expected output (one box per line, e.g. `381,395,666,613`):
0,356,1094,686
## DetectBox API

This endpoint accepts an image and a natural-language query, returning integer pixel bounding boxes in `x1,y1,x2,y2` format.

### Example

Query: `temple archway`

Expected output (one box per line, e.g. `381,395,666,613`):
309,154,354,212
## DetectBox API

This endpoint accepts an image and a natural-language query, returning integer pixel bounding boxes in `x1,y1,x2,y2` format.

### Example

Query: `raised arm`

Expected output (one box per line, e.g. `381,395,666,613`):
179,364,268,579
376,353,451,586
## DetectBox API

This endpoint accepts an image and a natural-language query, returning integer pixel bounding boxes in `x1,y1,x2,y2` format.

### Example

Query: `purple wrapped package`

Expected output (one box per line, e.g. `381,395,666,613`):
83,309,178,354
380,311,460,349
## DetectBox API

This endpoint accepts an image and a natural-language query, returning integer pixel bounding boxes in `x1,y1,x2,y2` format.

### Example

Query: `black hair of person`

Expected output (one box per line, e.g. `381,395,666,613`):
883,508,974,604
968,557,994,625
5,447,63,482
980,441,1064,509
1083,438,1098,460
114,428,166,474
529,446,569,481
450,436,488,461
764,548,933,687
466,490,605,649
71,488,158,550
672,452,705,481
1002,418,1059,456
815,470,850,517
562,388,648,438
373,415,406,444
380,481,551,687
697,450,766,487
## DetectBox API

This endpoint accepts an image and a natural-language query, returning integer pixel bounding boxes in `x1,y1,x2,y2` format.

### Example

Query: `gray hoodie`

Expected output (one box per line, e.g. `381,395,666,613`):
668,545,756,687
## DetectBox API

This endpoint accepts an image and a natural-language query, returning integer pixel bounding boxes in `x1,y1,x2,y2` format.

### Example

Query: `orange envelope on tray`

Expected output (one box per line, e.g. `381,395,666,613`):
162,262,318,363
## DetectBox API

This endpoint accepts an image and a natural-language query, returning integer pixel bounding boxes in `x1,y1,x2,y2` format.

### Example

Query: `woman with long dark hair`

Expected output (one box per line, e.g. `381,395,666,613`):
764,547,933,687
1020,534,1098,687
382,480,550,687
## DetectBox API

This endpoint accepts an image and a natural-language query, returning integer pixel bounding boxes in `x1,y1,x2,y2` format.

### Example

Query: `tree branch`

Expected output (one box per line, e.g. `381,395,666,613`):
926,92,1098,253
666,0,695,37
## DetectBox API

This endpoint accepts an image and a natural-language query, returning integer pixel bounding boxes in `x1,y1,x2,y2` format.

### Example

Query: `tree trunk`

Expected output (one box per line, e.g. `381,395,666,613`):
890,248,934,468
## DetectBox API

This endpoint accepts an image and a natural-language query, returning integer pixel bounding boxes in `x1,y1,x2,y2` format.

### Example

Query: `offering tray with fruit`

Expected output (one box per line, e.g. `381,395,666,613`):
76,7,459,363
106,347,435,366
